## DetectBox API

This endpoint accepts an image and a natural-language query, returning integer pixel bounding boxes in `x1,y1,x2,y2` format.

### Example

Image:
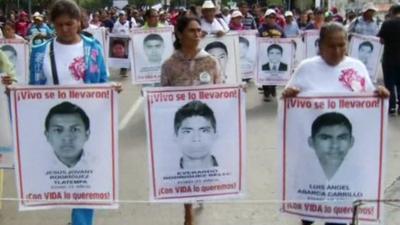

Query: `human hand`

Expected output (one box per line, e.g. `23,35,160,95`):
215,30,225,37
281,86,300,98
111,82,123,93
374,85,390,98
1,75,15,86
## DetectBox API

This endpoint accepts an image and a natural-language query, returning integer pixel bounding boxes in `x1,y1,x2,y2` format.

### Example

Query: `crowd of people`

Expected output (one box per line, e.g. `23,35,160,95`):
0,0,400,225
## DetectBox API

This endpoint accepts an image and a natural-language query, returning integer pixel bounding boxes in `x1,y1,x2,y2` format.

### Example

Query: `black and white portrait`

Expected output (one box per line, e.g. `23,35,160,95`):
238,31,257,79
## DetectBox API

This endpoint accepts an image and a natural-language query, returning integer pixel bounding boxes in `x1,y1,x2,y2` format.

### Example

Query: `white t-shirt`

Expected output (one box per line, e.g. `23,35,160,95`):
112,20,130,34
200,18,229,35
286,56,375,93
43,40,85,85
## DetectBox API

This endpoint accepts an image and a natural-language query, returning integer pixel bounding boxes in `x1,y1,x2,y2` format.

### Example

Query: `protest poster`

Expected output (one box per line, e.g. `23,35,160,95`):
279,93,387,222
200,33,241,84
289,37,305,69
0,84,13,168
85,27,107,58
10,85,118,210
144,85,246,202
304,30,320,58
238,30,257,79
131,27,174,84
256,38,294,85
348,34,383,82
0,39,29,83
107,33,132,69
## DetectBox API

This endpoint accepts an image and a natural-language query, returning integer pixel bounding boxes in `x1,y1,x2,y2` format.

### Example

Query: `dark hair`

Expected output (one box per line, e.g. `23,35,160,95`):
174,16,201,50
267,44,283,54
358,41,373,51
49,0,81,22
239,36,249,47
112,39,125,47
143,33,164,44
391,4,400,15
315,38,320,47
0,45,17,56
205,41,228,54
3,20,15,30
311,112,352,138
144,8,158,20
45,101,90,131
237,1,248,8
174,100,216,135
319,22,347,46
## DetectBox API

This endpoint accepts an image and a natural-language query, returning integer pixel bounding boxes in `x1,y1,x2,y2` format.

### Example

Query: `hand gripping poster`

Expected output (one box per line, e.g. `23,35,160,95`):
200,34,241,84
144,85,246,202
348,34,383,83
304,30,320,59
131,27,174,84
256,38,294,86
10,85,118,210
0,39,29,84
238,30,257,79
279,93,388,222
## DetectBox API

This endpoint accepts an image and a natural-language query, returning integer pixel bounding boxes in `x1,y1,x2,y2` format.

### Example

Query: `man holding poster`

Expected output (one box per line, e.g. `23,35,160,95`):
282,22,389,225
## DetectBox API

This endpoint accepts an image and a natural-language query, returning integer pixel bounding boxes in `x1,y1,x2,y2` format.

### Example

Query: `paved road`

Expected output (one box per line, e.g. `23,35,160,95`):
1,70,399,225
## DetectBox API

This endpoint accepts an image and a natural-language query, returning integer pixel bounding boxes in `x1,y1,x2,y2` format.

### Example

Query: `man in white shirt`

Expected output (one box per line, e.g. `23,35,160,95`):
112,11,131,34
200,0,229,37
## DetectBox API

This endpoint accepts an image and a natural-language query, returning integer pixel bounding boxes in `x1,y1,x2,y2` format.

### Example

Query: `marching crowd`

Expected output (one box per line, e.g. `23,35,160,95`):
0,0,400,225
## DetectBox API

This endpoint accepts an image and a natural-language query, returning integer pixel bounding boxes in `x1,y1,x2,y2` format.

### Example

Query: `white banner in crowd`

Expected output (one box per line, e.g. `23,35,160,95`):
256,38,294,85
289,37,305,69
0,84,13,168
0,39,29,84
279,93,387,222
238,30,257,79
348,34,383,82
144,85,246,202
200,34,241,84
85,27,107,59
11,85,119,210
131,27,174,84
304,30,320,59
107,33,132,69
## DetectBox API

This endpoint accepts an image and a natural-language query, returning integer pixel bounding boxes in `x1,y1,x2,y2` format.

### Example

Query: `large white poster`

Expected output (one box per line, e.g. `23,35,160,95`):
11,85,118,210
200,34,241,84
279,93,387,222
256,38,294,85
290,37,305,69
131,27,174,84
238,30,257,79
304,30,320,58
107,33,132,69
0,39,29,84
144,85,246,202
348,34,383,82
0,84,13,168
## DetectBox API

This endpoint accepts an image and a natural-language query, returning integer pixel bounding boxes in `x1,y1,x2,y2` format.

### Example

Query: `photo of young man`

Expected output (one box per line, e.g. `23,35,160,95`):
262,44,288,72
44,101,90,168
239,36,254,72
357,41,374,71
174,100,219,170
143,33,165,65
205,41,228,82
308,112,354,180
109,39,128,59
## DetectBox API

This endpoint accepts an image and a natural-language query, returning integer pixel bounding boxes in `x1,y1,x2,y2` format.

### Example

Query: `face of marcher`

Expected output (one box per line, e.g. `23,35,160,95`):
53,14,81,44
179,20,202,49
45,114,89,165
176,116,217,160
309,124,354,177
268,48,282,64
319,30,347,66
358,45,372,65
3,24,16,38
143,39,164,63
146,11,159,27
112,43,126,58
207,47,228,74
202,8,215,22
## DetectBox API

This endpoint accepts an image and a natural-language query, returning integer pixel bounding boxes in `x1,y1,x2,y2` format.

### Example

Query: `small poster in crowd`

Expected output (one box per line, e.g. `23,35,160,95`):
107,33,132,69
289,37,305,69
200,33,241,84
256,38,294,85
0,84,13,168
348,34,383,82
85,27,107,59
304,30,320,58
144,85,246,202
238,30,257,79
279,93,387,222
10,85,119,210
131,27,174,84
0,39,29,84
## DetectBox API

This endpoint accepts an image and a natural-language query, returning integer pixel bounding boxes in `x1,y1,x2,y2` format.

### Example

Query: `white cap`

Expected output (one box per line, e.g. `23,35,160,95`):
284,11,293,17
362,2,378,13
231,10,243,18
33,12,43,21
264,9,277,17
118,10,126,16
202,0,216,9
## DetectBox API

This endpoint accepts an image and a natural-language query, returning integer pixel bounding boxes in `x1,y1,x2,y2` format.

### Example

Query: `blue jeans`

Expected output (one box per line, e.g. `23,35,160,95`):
72,209,94,225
